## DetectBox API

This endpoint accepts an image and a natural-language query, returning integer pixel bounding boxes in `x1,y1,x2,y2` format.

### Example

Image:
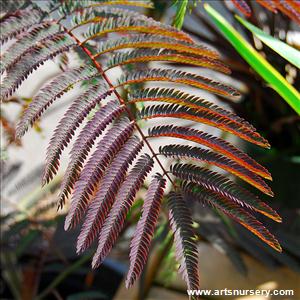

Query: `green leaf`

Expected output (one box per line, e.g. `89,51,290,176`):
204,4,300,115
173,0,200,29
173,0,189,29
236,16,300,69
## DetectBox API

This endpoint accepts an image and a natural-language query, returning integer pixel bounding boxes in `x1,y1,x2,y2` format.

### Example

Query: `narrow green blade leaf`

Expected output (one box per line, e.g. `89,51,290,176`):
173,0,189,29
204,4,300,115
236,16,300,69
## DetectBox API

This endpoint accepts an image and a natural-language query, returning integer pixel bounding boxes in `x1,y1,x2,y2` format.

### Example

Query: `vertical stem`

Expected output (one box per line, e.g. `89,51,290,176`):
35,253,93,300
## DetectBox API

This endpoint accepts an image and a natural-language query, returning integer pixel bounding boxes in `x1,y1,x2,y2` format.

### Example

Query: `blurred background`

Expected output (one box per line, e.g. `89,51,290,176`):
1,0,300,299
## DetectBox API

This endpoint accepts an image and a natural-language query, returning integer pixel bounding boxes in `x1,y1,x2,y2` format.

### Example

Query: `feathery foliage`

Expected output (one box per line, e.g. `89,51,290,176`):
126,174,166,288
168,192,200,290
92,154,154,272
231,0,300,24
1,0,282,291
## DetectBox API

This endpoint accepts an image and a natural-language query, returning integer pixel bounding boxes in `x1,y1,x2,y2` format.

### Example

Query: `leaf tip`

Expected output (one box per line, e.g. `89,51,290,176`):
273,242,282,253
91,257,99,269
64,219,71,231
